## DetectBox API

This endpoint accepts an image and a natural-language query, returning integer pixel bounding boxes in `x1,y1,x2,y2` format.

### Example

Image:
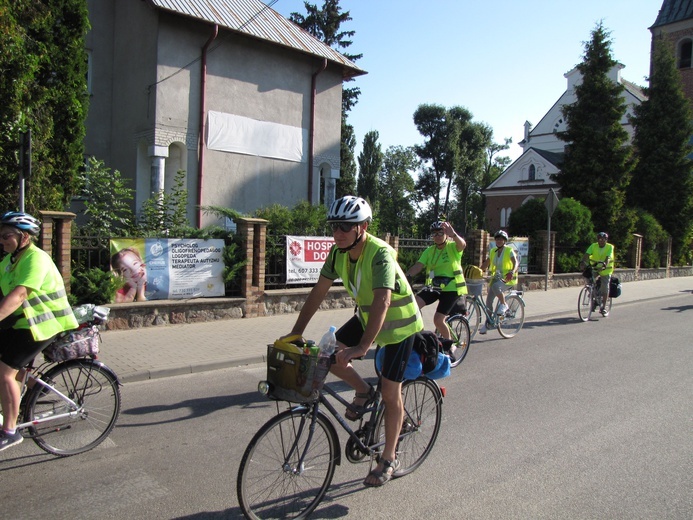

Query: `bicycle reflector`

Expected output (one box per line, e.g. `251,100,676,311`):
440,386,446,398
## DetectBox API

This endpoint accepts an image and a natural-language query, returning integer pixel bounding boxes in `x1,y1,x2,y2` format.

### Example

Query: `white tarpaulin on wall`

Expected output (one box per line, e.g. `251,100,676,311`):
207,110,306,163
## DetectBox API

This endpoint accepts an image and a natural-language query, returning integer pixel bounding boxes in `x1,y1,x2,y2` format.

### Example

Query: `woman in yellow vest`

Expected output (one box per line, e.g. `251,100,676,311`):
285,196,423,488
406,220,467,342
0,212,78,451
480,230,518,334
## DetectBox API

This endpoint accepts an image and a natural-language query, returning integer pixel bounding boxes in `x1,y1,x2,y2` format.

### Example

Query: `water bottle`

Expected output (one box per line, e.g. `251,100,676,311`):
318,326,337,357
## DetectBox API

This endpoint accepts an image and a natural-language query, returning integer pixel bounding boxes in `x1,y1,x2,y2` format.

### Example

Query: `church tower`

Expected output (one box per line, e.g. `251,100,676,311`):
650,0,693,105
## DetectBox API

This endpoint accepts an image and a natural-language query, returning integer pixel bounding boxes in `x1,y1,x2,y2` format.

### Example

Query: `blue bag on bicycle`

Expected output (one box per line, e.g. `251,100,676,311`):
426,352,451,380
375,347,422,380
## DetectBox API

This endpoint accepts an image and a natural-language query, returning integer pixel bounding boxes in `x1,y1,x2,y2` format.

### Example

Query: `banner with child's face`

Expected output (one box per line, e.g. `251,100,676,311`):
110,238,225,302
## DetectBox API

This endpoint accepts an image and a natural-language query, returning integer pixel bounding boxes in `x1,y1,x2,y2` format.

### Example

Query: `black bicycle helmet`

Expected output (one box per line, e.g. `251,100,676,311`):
430,220,445,231
0,211,40,236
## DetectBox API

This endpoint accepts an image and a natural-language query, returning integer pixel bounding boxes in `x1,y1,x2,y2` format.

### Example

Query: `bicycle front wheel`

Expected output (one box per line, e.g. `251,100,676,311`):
497,294,525,339
578,286,592,322
237,408,337,520
445,314,470,367
463,295,481,339
373,377,442,478
25,359,121,457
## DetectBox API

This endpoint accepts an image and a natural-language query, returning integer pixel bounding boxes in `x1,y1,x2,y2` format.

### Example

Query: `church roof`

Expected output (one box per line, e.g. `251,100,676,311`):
147,0,366,77
651,0,693,28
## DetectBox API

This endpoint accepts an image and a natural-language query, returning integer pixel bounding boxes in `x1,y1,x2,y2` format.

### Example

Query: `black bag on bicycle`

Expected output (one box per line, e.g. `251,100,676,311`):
414,331,443,374
609,277,622,298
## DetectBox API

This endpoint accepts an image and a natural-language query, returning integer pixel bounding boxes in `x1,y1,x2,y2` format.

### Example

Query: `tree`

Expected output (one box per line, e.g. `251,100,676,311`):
628,39,693,263
378,146,418,235
554,23,635,245
290,0,362,116
357,130,382,207
473,138,512,230
337,121,357,196
0,0,89,213
413,104,492,232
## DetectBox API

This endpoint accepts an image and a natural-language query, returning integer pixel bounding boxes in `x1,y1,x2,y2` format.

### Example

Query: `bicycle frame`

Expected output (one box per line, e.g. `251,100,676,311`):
0,365,81,433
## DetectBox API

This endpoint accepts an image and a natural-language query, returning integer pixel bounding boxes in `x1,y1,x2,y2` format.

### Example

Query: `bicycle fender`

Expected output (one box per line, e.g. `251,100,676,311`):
46,358,122,387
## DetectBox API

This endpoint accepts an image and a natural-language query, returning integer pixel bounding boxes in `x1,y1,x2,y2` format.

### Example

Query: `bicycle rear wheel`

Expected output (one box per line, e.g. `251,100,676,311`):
463,295,481,339
237,408,337,520
497,294,525,339
24,359,121,457
373,377,442,477
578,286,592,322
445,314,470,367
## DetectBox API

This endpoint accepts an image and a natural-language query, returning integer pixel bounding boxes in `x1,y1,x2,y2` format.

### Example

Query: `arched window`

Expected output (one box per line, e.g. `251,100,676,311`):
528,164,536,181
679,39,692,69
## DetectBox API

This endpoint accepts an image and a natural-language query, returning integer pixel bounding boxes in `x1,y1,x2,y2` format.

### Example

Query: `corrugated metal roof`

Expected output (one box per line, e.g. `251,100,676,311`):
148,0,366,77
651,0,693,28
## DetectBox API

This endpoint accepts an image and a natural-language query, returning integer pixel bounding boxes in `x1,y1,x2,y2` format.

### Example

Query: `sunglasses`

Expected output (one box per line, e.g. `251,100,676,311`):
330,222,356,233
431,231,445,237
0,232,19,240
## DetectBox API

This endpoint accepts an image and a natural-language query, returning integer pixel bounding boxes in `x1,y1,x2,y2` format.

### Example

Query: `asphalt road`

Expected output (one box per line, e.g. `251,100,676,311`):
1,294,691,519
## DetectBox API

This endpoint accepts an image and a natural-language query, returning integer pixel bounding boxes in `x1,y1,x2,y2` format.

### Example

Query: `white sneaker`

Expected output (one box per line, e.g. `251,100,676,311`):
479,323,487,335
497,303,508,315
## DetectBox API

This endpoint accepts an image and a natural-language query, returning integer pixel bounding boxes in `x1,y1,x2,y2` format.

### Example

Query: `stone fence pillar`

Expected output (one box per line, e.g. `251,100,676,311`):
234,217,268,318
533,230,557,275
630,233,643,277
467,229,489,267
38,211,76,292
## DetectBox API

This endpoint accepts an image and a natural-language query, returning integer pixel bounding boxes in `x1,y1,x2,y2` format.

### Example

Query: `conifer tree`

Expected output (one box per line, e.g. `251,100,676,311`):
629,39,693,263
554,23,635,243
357,130,383,208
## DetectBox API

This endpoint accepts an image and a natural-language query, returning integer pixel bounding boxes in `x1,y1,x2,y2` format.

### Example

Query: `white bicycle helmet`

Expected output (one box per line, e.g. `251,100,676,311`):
0,211,40,236
327,196,372,223
494,230,509,241
430,220,445,231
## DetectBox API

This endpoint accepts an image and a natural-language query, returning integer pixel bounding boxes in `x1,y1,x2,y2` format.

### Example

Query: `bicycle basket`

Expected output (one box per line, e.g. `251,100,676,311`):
266,340,330,403
466,280,484,297
43,325,100,362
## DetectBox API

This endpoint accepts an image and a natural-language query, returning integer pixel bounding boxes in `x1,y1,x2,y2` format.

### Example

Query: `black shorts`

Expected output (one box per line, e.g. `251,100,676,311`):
0,328,56,370
416,287,460,315
335,315,415,383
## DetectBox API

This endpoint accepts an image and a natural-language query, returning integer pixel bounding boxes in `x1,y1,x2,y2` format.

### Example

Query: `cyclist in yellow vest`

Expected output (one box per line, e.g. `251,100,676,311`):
0,212,78,451
405,220,467,341
582,231,614,315
480,230,518,334
285,196,423,488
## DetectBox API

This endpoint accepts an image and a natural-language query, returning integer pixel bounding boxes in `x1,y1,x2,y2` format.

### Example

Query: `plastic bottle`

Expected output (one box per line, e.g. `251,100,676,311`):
318,326,337,357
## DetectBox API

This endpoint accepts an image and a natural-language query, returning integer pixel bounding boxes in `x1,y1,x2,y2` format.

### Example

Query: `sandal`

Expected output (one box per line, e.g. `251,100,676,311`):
364,458,400,487
345,385,375,421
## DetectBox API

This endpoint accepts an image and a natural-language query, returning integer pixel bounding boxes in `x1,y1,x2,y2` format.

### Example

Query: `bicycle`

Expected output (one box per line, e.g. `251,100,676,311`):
237,339,444,519
577,262,613,322
459,276,526,339
0,306,121,457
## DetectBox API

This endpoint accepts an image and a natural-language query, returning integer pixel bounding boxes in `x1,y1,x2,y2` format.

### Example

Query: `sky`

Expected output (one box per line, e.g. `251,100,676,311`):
268,0,664,164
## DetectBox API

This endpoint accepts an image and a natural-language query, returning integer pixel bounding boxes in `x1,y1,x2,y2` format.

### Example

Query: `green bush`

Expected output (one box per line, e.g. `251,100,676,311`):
69,267,124,306
555,252,582,274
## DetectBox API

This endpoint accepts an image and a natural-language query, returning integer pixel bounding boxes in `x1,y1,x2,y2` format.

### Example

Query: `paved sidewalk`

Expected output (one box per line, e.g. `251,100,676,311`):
98,276,692,383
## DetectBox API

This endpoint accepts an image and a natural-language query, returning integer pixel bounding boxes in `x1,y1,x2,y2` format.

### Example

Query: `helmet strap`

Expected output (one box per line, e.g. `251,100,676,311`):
11,236,31,263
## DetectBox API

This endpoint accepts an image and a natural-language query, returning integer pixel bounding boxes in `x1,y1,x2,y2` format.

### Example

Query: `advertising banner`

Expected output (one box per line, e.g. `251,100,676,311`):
286,236,335,284
110,238,225,302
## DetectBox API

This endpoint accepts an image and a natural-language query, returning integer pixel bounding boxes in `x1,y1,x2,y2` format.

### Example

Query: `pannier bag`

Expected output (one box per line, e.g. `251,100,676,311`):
609,277,622,298
43,325,101,362
375,331,451,380
266,336,330,403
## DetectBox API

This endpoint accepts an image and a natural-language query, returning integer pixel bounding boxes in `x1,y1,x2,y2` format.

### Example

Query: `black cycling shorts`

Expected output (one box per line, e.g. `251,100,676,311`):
416,287,460,316
0,328,55,370
335,315,415,383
